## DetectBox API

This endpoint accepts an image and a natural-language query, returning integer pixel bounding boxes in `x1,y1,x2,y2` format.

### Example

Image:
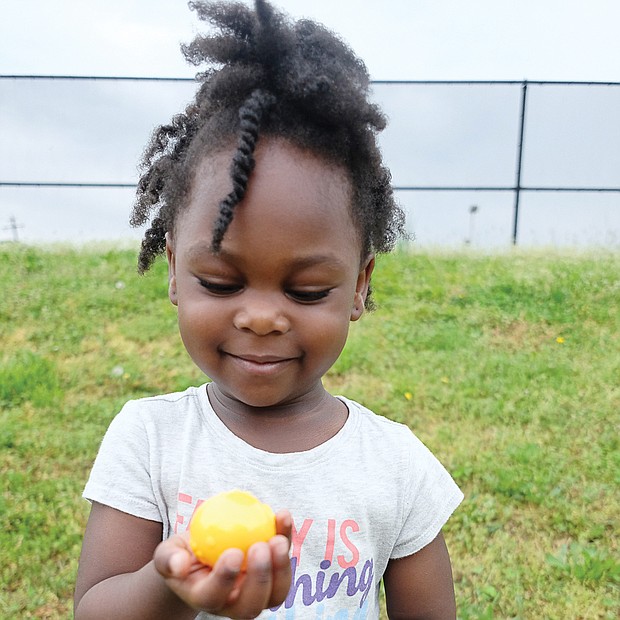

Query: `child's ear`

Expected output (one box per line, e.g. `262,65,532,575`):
165,232,178,306
351,255,375,321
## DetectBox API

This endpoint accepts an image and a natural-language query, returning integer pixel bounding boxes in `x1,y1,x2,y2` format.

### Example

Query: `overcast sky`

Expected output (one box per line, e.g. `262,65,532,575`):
1,0,619,246
3,0,620,81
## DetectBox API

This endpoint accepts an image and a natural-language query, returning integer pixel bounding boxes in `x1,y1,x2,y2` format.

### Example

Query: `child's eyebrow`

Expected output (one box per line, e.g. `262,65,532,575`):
283,254,349,271
184,242,347,270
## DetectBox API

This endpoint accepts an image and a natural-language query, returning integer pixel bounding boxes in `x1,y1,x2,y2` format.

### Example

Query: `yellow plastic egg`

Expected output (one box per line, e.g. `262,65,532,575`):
189,490,276,568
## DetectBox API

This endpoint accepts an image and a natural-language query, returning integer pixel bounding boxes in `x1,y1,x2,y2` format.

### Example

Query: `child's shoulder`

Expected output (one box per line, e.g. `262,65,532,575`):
340,397,460,501
340,396,430,452
123,384,206,409
341,396,412,430
112,384,208,428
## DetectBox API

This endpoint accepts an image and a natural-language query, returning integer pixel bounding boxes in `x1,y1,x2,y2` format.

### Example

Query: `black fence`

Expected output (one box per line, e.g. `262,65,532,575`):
1,76,619,245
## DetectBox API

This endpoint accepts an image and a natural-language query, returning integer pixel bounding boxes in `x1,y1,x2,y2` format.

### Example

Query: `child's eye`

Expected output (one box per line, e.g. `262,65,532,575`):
287,289,331,303
198,279,242,296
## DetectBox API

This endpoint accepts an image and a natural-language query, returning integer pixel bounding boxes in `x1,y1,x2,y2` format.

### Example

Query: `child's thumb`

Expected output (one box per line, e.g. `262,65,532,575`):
154,535,193,578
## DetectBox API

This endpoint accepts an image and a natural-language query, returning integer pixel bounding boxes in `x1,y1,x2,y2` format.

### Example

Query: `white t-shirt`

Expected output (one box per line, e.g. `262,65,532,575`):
84,384,463,619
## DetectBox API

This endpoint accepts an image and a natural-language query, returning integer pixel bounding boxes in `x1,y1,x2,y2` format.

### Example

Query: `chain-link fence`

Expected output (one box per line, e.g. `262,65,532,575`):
1,76,619,246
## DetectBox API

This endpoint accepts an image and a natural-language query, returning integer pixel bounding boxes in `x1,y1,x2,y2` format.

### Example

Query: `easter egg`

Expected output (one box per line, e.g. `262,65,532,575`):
189,489,276,568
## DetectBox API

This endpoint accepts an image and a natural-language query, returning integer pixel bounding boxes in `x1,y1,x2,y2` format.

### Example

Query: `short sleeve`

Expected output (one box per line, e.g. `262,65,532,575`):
391,431,464,559
82,401,163,522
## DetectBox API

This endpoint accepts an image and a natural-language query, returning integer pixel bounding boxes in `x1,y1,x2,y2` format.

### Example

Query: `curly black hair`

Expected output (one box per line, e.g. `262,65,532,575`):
130,0,405,305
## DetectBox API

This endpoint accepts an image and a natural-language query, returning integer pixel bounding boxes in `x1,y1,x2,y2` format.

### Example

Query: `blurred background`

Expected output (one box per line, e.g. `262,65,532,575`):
1,0,619,248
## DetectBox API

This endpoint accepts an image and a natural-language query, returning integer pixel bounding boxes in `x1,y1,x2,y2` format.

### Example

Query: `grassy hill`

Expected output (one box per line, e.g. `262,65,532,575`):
1,245,618,618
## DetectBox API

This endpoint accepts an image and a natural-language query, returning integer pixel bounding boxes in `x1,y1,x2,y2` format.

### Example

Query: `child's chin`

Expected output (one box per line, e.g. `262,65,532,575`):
237,391,293,409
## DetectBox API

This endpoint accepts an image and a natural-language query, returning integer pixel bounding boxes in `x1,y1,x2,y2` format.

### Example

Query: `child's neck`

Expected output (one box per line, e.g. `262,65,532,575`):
207,383,348,453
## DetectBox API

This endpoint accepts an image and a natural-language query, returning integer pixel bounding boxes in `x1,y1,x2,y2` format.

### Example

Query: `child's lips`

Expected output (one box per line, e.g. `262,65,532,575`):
225,352,298,375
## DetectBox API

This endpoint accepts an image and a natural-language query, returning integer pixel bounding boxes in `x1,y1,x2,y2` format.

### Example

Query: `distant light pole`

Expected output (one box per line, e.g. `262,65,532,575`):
466,204,478,245
2,215,23,242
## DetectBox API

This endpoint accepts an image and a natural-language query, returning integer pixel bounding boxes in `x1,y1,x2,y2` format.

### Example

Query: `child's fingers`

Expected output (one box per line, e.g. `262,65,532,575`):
188,548,246,612
222,542,273,618
275,509,293,542
159,547,244,613
268,534,293,608
153,517,292,616
153,534,193,578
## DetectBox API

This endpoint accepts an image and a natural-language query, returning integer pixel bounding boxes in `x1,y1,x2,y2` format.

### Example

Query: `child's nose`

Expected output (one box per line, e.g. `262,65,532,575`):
233,296,291,335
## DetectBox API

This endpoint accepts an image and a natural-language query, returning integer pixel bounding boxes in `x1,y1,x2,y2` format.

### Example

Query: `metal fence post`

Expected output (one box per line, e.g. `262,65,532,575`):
513,80,529,245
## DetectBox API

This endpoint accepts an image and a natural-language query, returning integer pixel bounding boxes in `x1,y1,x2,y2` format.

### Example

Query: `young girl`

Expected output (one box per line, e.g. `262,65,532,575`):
75,1,463,618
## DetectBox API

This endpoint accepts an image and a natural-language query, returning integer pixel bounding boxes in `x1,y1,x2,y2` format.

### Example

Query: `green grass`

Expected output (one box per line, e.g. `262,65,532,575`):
1,244,618,619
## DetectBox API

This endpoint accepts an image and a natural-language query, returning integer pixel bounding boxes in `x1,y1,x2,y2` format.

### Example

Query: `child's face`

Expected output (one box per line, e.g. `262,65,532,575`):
166,138,374,409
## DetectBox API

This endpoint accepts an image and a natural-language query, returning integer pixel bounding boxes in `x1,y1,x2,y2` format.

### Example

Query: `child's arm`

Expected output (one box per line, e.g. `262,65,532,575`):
382,531,457,620
75,501,292,619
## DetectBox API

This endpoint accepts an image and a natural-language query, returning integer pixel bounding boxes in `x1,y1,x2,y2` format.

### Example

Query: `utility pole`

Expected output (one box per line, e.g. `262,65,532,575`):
2,216,23,242
466,204,478,245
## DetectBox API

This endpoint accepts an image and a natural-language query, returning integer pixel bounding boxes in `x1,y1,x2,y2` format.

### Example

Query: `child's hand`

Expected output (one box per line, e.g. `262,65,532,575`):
153,509,292,619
